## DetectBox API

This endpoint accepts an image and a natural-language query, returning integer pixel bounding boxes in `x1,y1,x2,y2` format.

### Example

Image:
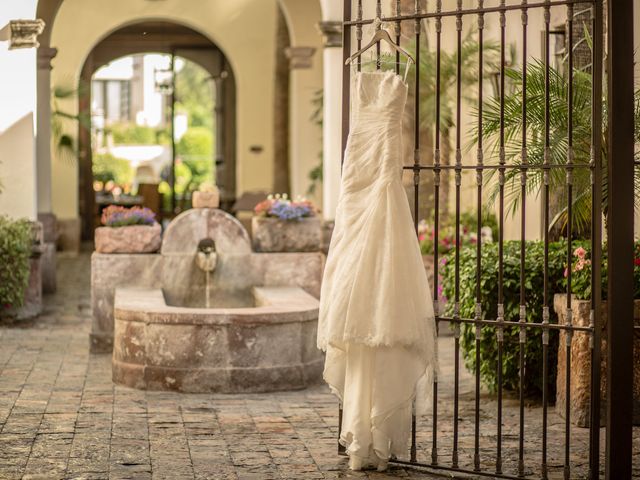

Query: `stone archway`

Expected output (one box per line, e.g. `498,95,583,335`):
76,20,237,240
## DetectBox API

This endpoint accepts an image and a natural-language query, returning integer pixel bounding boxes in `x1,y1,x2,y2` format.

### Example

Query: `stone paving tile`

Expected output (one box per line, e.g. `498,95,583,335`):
0,252,638,480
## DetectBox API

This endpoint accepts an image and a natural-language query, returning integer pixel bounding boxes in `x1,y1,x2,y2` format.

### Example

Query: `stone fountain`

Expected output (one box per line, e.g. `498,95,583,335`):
91,204,324,393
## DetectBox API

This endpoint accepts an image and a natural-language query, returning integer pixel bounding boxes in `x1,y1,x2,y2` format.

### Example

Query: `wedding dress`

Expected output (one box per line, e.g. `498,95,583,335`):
318,70,437,470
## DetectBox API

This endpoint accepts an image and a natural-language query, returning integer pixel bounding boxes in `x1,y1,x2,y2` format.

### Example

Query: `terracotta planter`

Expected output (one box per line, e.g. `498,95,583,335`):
251,216,322,253
95,223,161,254
554,294,640,427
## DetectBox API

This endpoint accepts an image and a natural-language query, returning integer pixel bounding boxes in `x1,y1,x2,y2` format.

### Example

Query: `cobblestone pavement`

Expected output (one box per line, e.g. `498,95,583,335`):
0,253,638,480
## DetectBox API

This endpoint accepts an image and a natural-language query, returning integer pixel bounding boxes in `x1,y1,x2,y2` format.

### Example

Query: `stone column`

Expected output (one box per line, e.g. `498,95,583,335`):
317,19,342,220
284,46,319,200
36,46,56,216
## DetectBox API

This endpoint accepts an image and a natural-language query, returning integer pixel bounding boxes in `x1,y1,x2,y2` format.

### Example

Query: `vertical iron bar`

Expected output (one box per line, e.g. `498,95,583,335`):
356,0,362,72
473,0,484,473
564,5,574,480
338,0,352,455
518,2,528,477
541,2,551,479
431,0,442,468
170,51,176,214
605,0,635,477
410,0,421,464
496,1,506,474
588,1,603,478
453,0,463,469
395,0,401,75
376,0,381,69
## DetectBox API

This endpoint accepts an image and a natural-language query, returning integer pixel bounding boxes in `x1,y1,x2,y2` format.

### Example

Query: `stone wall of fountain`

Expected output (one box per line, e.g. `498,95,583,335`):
91,208,325,392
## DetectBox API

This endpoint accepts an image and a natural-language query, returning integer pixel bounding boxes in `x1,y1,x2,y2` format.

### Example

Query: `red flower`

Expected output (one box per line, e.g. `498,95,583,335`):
634,257,640,266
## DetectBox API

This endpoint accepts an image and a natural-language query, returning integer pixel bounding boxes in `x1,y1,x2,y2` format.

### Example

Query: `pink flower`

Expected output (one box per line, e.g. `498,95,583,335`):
575,260,585,272
564,267,569,278
635,258,640,266
574,246,587,259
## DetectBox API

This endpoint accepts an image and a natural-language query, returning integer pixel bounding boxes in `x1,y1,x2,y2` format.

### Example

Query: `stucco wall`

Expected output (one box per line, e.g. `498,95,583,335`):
49,0,278,220
279,0,324,203
0,0,39,220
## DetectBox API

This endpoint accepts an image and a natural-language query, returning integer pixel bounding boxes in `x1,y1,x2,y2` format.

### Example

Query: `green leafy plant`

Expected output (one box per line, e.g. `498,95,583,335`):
442,241,568,396
307,88,323,195
108,123,158,145
92,153,134,187
0,216,32,311
475,59,640,237
51,82,90,162
418,208,497,256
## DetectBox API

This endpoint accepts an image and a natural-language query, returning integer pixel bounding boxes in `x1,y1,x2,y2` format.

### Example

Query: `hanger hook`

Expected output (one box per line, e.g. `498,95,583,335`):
374,16,383,30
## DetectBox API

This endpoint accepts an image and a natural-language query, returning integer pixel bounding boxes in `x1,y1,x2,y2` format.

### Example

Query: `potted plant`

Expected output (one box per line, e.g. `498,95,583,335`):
554,242,640,427
95,206,161,254
251,194,321,252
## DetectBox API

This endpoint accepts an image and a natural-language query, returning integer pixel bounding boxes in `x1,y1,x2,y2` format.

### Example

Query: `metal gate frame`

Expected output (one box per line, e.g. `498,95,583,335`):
338,1,636,479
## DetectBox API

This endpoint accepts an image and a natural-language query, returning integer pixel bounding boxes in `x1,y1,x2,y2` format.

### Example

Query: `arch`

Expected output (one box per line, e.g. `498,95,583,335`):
46,0,280,234
76,20,237,239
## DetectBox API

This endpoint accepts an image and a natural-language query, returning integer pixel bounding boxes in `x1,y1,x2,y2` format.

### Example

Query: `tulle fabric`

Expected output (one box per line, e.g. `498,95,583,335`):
318,70,438,469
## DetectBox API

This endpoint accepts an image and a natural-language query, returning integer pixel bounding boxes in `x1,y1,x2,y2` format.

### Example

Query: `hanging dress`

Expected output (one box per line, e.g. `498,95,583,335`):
317,70,437,471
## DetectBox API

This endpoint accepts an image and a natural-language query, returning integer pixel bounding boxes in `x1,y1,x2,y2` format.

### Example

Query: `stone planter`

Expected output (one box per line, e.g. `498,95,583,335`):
95,223,161,254
554,294,640,427
251,216,322,252
192,190,219,209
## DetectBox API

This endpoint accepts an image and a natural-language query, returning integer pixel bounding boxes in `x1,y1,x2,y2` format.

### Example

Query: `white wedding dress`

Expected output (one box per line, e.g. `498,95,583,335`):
318,70,437,470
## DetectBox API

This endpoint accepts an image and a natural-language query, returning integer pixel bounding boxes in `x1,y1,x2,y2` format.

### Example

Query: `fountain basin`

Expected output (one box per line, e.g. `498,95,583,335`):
112,286,323,393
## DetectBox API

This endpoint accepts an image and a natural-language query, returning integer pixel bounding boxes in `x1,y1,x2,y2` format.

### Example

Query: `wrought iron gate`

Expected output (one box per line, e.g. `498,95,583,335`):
338,0,636,478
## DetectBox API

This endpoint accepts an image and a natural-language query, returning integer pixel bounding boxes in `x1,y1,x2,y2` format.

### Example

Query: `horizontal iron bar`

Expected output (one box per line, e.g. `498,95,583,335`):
436,316,593,332
403,164,592,171
344,0,595,26
389,458,538,480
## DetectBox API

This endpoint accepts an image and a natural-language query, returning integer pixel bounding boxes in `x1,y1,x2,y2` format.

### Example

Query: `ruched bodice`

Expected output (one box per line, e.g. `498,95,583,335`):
342,72,408,191
318,70,437,470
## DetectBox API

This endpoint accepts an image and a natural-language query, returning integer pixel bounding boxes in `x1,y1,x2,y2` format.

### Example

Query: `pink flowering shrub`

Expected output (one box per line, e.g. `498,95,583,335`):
101,206,156,227
563,241,640,300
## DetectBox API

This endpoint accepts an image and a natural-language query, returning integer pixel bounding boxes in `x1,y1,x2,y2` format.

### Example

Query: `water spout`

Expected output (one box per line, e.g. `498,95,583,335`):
196,238,217,307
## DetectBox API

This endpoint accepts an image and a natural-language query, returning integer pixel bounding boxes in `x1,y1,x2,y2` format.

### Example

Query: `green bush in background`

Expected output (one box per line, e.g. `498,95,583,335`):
93,153,134,187
442,241,569,397
108,123,170,146
0,216,32,310
177,127,214,189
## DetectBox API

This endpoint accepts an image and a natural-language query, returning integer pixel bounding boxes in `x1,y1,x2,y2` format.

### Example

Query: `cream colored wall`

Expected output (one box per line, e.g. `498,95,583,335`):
49,0,278,219
279,0,324,204
0,0,39,220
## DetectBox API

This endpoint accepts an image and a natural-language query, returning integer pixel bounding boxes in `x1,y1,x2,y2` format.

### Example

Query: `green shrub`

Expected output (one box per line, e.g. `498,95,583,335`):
419,208,498,256
177,127,213,160
442,241,570,397
93,153,134,186
109,123,157,145
0,216,32,311
177,127,214,189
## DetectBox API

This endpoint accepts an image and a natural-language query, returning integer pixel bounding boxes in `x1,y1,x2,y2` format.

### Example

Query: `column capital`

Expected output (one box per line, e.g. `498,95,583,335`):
37,47,58,70
9,19,45,50
284,46,316,70
316,21,342,48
